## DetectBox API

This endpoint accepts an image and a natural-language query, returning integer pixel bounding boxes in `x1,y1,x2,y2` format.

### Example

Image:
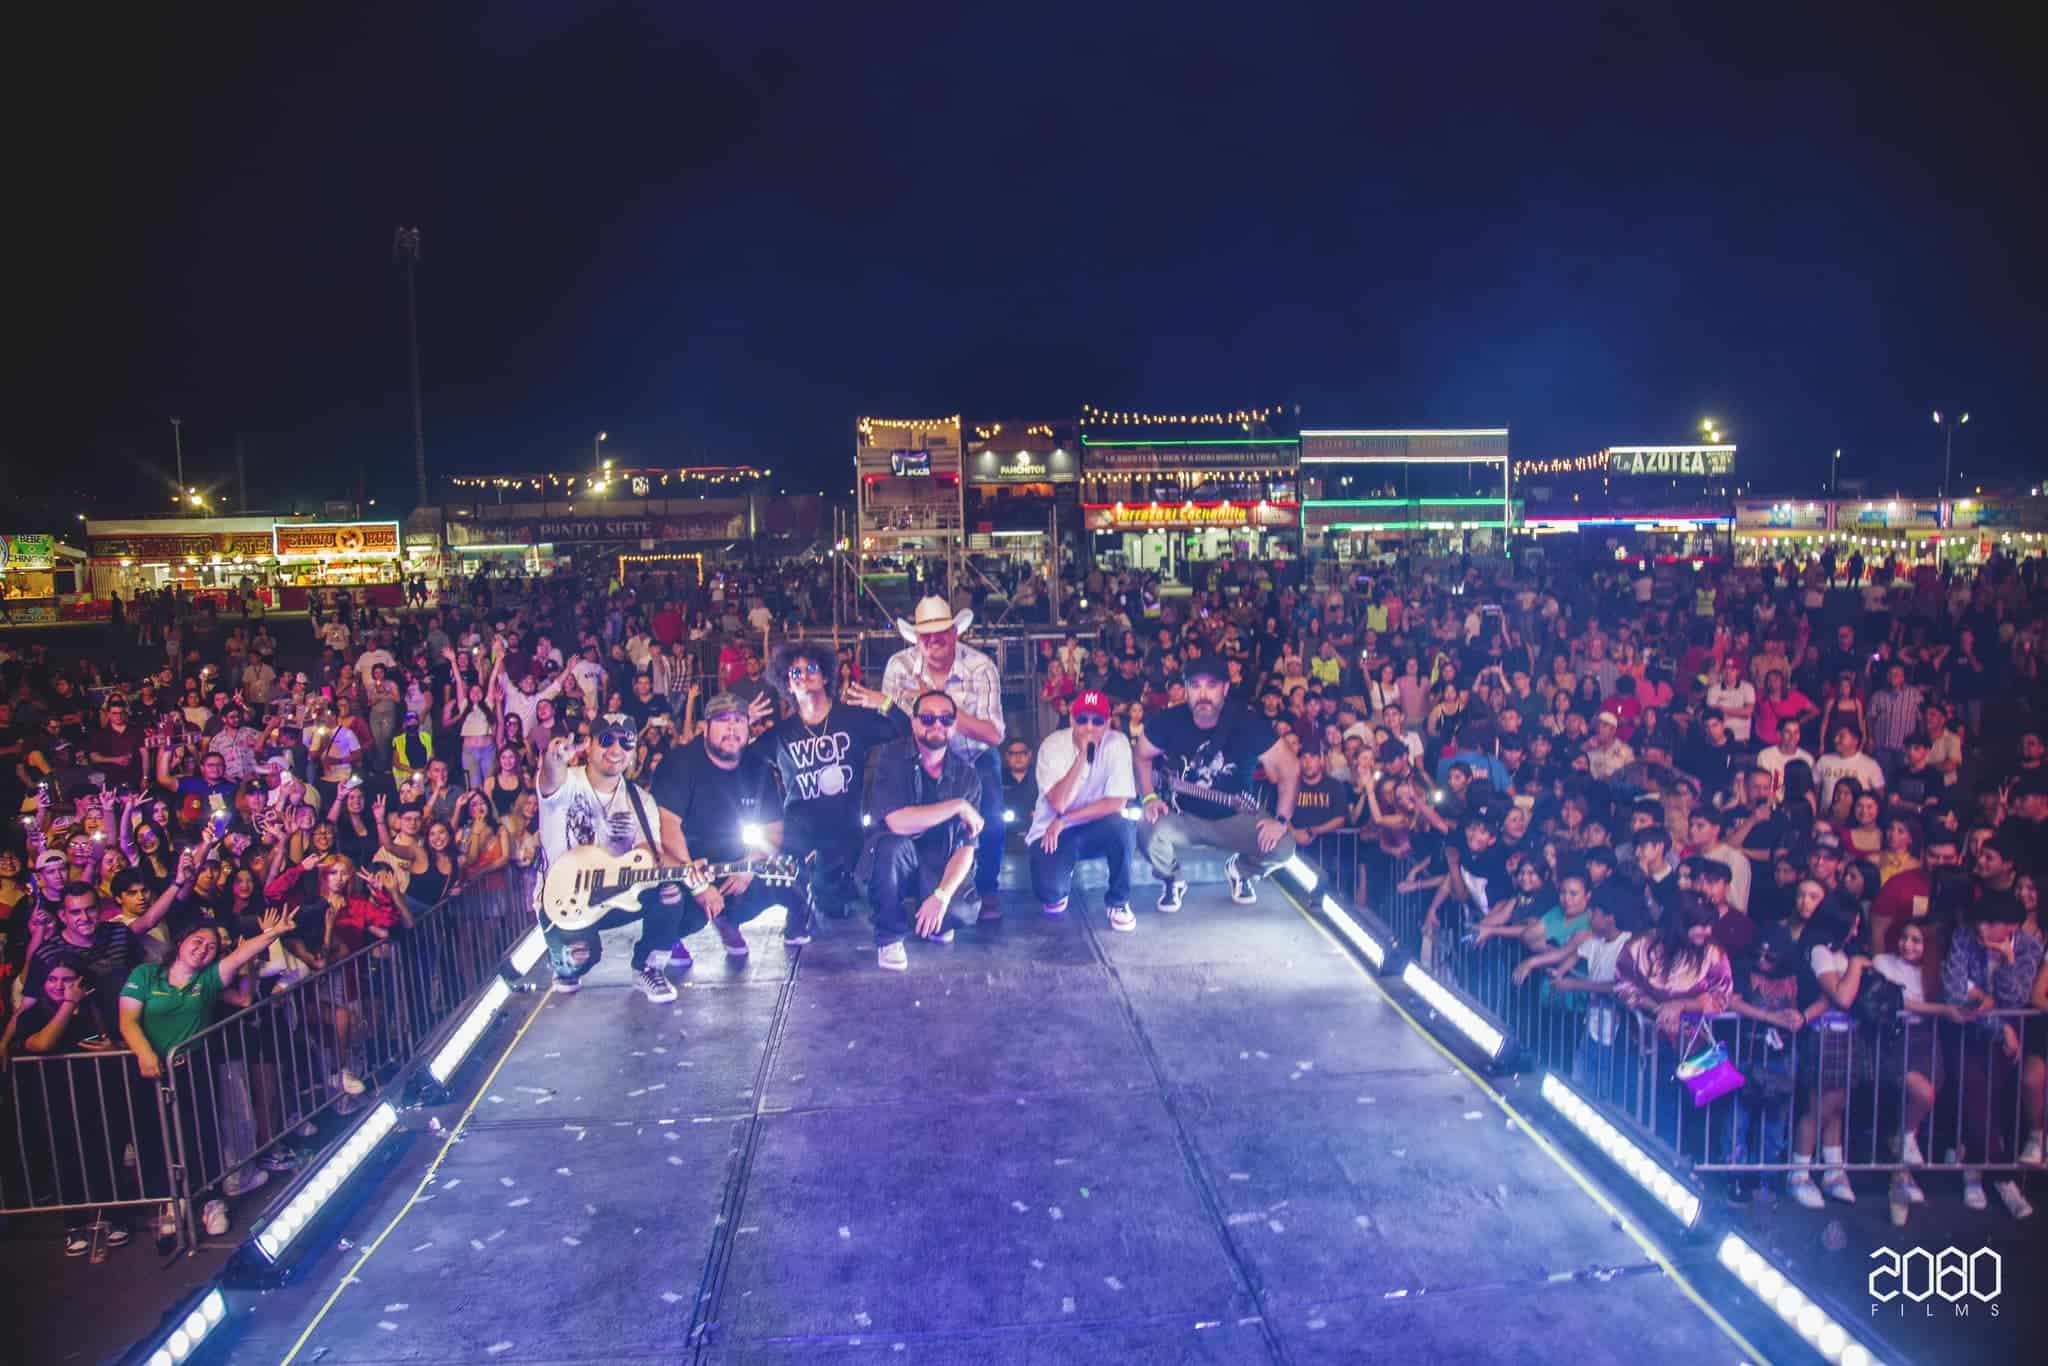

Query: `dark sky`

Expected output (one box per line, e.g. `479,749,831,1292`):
10,1,2044,518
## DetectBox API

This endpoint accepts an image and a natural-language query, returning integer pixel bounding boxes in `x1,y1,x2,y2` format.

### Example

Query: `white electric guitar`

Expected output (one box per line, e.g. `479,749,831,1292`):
540,844,800,931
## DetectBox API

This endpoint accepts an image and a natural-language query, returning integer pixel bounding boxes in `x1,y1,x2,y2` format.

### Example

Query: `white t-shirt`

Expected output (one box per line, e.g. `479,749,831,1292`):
569,658,608,713
1578,930,1632,1042
1870,953,1926,1003
321,622,351,651
1814,750,1885,806
354,647,397,688
538,767,654,893
1706,680,1757,742
1755,745,1815,802
1025,727,1136,842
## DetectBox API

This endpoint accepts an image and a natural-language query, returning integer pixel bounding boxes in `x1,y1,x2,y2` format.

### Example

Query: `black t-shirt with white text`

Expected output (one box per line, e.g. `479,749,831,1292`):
649,743,778,868
765,702,902,850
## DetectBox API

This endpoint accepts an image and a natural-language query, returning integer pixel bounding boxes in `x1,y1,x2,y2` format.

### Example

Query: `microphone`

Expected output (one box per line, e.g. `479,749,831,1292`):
1086,741,1097,765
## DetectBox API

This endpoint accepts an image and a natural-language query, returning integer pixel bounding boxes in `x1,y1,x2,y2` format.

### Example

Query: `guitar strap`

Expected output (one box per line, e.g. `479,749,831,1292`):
621,782,663,862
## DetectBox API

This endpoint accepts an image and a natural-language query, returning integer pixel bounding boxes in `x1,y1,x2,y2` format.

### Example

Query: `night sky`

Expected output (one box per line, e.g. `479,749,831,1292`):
12,2,2044,519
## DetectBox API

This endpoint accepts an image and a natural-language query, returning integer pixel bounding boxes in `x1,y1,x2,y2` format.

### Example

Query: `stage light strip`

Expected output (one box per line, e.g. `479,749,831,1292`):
1539,1073,1702,1229
1717,1232,1883,1365
1320,894,1386,969
508,926,547,976
428,979,513,1085
1398,961,1506,1059
142,1287,228,1366
1280,855,1319,892
254,1102,400,1263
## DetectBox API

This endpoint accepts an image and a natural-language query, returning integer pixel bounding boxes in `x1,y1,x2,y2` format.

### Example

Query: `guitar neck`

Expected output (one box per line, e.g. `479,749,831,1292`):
617,858,754,889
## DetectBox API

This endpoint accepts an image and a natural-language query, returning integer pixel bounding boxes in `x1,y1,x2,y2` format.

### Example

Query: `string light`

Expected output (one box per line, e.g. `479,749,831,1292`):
617,552,705,577
1512,453,1608,478
1079,404,1283,427
857,415,959,438
448,466,767,490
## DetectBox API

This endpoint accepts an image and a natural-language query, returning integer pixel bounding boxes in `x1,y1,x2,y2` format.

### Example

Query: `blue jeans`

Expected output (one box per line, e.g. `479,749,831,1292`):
1029,815,1135,909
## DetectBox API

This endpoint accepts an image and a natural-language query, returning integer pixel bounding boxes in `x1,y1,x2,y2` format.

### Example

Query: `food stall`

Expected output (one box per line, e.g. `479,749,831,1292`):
271,521,405,608
85,517,281,611
1,533,88,622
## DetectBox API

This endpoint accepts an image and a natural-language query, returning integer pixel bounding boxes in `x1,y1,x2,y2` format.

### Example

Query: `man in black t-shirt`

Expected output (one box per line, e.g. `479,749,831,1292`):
1288,738,1349,869
1134,653,1301,913
763,641,904,940
651,693,783,958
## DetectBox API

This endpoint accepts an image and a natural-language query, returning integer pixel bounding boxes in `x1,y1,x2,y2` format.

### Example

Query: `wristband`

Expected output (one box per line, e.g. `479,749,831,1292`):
1142,794,1165,808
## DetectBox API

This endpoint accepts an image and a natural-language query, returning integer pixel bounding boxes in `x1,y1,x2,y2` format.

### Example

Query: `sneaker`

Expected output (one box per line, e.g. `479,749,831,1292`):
338,1070,367,1096
1900,1132,1926,1168
1043,898,1069,917
202,1200,228,1237
260,1149,299,1173
64,1229,89,1258
1891,1172,1925,1205
921,925,956,944
1157,878,1188,914
1821,1170,1856,1204
1787,1172,1826,1209
877,941,908,972
1224,856,1257,905
783,909,813,947
551,974,582,995
222,1167,270,1199
104,1222,131,1248
633,965,678,1003
669,940,695,969
714,918,750,957
296,1121,319,1139
1962,1171,1987,1211
1106,903,1136,933
2020,1132,2045,1167
978,895,1003,923
154,1204,178,1254
1995,1180,2035,1220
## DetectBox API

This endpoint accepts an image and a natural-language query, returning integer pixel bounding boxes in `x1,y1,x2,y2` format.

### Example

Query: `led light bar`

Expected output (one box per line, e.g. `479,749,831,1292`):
1280,855,1319,892
1716,1232,1880,1366
429,979,512,1085
508,925,547,976
142,1287,228,1366
254,1102,399,1263
1320,894,1387,969
1539,1073,1702,1229
1398,961,1506,1059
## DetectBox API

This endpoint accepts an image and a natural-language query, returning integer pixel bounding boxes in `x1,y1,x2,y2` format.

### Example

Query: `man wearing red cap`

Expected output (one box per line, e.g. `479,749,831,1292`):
1026,690,1138,930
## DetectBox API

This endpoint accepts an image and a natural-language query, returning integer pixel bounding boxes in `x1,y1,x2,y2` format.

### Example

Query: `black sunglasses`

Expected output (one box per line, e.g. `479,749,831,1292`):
915,712,958,727
595,730,637,750
1072,715,1108,727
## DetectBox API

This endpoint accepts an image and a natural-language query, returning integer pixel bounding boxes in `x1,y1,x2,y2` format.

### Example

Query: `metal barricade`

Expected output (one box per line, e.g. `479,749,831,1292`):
155,866,538,1250
1,1048,177,1224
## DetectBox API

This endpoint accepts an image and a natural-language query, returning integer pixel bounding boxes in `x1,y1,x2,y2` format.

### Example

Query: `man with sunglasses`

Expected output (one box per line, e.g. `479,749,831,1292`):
536,728,683,1002
765,641,904,941
850,597,1007,918
1026,690,1138,929
651,692,781,959
858,691,984,971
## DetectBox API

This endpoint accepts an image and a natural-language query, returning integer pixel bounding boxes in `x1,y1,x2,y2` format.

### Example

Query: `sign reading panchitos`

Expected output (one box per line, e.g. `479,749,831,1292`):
273,522,402,558
1084,502,1298,531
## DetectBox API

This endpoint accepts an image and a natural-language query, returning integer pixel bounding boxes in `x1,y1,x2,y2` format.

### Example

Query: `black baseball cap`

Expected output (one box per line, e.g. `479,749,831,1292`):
1182,651,1228,683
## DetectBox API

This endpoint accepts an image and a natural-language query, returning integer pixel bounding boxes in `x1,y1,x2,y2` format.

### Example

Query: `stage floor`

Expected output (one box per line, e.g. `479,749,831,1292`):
234,878,1750,1364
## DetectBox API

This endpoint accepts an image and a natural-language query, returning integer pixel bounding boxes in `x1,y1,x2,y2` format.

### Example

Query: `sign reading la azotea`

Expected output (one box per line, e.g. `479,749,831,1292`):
1607,445,1736,477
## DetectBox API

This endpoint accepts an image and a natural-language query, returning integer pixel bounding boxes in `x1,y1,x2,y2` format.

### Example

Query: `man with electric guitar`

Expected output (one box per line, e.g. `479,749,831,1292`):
650,692,787,961
1133,651,1302,913
537,726,686,1001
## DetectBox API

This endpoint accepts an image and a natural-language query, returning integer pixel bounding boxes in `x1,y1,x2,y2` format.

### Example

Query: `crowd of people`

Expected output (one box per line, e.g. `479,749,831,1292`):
5,543,2048,1264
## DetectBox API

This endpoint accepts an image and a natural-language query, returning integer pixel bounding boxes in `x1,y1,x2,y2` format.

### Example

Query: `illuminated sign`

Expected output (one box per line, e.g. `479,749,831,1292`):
1083,442,1297,472
889,450,932,477
0,533,56,571
1606,445,1737,477
273,521,403,559
89,532,275,561
1084,502,1298,531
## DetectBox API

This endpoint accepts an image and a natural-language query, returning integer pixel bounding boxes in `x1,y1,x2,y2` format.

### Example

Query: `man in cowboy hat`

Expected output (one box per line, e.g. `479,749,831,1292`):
846,596,1008,917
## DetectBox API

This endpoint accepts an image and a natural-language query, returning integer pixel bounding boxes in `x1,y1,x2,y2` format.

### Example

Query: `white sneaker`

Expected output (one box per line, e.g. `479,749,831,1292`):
338,1070,366,1096
1900,1132,1926,1167
222,1168,269,1199
1821,1170,1856,1204
1156,878,1187,914
1787,1173,1826,1209
1962,1172,1987,1211
1106,903,1135,933
877,942,908,972
632,965,677,1003
202,1200,228,1237
2019,1132,2045,1167
1224,855,1257,905
1995,1180,2035,1220
1890,1172,1925,1205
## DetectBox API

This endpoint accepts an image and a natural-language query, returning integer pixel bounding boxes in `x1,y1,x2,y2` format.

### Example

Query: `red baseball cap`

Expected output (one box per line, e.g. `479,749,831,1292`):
1072,690,1112,720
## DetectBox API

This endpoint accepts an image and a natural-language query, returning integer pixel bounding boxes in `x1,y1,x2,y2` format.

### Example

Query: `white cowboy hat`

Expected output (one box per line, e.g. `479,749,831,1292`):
896,595,973,645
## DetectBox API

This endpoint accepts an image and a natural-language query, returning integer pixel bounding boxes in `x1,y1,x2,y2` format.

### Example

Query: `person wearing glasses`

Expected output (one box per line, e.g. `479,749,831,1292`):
857,691,984,972
763,640,904,942
535,727,684,1002
1134,650,1302,911
847,597,1007,919
651,692,781,961
1026,690,1138,930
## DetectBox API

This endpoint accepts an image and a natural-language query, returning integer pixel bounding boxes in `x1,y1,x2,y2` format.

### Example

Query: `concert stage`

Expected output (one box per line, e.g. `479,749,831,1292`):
230,879,1751,1364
